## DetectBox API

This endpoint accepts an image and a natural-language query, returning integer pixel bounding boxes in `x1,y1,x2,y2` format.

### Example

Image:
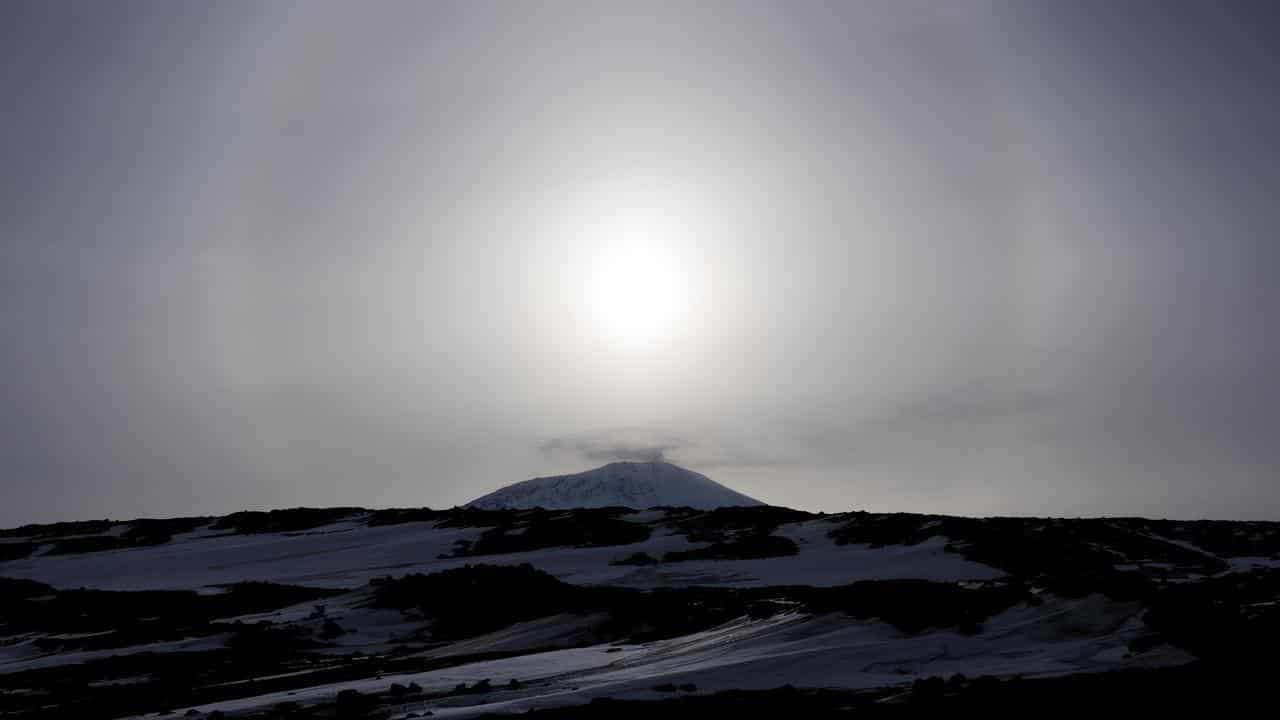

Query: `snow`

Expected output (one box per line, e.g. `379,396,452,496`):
0,520,484,591
602,524,1001,588
177,594,1191,719
467,461,763,510
1139,532,1222,562
0,634,228,675
1227,556,1280,571
413,613,613,659
4,506,1208,719
0,516,999,592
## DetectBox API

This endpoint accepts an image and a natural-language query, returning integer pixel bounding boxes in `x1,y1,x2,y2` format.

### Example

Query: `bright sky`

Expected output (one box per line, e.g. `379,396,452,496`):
3,1,1280,524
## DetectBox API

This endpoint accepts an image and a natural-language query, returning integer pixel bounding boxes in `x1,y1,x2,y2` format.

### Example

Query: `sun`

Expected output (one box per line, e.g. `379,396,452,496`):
582,211,690,352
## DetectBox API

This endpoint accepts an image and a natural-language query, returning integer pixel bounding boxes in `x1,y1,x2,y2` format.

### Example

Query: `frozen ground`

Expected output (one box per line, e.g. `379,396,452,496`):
0,516,999,592
178,594,1189,719
6,505,1273,718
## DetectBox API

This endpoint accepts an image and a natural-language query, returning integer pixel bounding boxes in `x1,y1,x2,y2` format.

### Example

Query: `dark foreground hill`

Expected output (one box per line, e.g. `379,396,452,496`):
1,505,1278,718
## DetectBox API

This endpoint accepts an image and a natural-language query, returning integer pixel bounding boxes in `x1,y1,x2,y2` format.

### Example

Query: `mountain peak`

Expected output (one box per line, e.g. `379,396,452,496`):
467,461,763,510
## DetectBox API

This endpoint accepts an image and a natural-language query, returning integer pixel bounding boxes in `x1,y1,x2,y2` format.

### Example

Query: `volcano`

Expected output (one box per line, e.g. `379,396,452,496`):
467,461,763,510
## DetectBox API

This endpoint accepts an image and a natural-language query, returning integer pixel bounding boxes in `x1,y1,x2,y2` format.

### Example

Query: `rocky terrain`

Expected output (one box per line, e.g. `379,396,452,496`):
2,504,1278,718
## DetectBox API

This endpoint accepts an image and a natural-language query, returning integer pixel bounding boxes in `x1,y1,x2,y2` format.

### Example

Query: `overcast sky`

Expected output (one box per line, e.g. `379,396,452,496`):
3,1,1279,525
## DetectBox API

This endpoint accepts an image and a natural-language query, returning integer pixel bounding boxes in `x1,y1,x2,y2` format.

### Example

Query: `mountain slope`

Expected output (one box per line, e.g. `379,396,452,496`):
468,461,763,510
5,503,1274,718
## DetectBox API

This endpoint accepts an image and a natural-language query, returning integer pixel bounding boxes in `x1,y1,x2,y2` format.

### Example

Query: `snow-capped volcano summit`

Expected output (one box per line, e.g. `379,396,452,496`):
467,461,763,510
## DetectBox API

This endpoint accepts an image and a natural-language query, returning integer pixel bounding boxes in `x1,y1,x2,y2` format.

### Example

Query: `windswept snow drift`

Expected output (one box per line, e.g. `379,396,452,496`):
469,461,763,510
191,596,1191,719
0,516,999,591
6,504,1275,717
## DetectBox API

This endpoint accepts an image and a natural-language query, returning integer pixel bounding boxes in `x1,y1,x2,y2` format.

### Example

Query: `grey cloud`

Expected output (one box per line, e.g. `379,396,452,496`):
4,2,1280,523
539,430,690,465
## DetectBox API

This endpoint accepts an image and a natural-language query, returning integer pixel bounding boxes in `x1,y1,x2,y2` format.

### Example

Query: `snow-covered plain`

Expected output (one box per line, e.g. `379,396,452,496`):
10,503,1261,718
183,595,1189,719
0,515,999,592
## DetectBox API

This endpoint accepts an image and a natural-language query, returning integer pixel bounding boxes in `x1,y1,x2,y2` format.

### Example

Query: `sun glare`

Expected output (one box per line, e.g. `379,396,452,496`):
583,210,690,352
